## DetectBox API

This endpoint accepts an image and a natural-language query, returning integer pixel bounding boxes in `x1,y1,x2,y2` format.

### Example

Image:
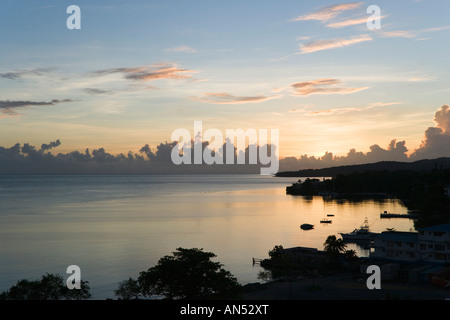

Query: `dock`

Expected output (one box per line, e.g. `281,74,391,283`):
380,211,418,219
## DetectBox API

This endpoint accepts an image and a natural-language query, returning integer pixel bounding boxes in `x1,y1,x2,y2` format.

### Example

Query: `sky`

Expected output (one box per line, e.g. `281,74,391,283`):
1,0,450,172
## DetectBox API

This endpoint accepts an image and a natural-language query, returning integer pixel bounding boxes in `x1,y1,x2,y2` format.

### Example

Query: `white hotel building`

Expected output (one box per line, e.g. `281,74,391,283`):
370,223,450,264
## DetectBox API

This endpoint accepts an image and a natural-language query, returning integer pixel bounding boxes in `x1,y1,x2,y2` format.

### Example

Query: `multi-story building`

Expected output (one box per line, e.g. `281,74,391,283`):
370,231,419,262
370,223,450,264
418,224,450,263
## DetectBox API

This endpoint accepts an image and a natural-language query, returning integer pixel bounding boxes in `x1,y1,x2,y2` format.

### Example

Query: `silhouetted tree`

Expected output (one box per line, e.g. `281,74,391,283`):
114,277,141,300
323,235,347,258
0,273,91,300
137,248,241,300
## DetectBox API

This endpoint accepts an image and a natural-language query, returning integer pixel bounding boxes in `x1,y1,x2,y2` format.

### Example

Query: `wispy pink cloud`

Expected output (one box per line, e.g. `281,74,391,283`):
298,35,372,53
293,2,363,22
291,79,369,96
191,92,282,104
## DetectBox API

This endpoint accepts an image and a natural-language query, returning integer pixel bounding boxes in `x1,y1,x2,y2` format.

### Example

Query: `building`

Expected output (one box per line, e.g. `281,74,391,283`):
370,223,450,264
371,231,420,262
418,224,450,263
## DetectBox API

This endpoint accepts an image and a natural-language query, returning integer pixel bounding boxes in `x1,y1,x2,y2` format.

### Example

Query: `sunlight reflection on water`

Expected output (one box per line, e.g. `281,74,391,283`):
0,175,414,299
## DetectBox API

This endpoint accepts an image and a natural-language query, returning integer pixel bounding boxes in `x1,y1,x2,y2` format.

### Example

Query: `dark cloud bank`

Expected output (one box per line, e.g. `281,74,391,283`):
1,105,450,175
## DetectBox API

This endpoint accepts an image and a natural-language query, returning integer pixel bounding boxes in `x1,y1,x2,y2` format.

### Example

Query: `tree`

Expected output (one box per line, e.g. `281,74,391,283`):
114,277,141,300
323,235,347,258
343,249,358,261
137,247,241,300
268,245,284,260
0,273,91,300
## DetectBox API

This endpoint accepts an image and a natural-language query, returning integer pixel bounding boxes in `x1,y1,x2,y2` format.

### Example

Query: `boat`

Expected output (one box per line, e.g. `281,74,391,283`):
300,223,314,230
327,214,334,217
320,218,332,224
339,218,378,241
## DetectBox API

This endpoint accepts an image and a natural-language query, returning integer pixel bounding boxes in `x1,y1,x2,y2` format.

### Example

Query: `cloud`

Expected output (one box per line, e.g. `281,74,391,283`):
92,63,196,82
191,92,282,104
0,99,74,115
293,2,363,22
40,139,61,151
291,79,369,96
422,25,450,32
0,140,276,174
279,139,409,171
83,88,113,95
305,102,400,116
325,16,368,28
0,68,56,80
165,46,197,53
280,104,450,171
298,35,372,53
378,30,416,39
410,105,450,159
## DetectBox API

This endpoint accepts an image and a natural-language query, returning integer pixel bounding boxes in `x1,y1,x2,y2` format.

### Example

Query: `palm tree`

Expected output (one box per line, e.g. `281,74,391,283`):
323,235,347,258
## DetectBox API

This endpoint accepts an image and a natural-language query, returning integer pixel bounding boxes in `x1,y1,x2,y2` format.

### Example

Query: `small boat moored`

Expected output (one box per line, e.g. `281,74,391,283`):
320,218,332,224
300,223,314,230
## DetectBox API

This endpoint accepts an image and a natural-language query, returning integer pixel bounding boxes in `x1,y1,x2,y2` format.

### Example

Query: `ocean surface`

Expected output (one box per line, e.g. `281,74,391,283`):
0,174,415,299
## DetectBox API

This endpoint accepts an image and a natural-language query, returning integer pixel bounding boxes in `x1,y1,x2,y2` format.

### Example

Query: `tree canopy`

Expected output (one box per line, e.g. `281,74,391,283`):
0,273,91,300
115,247,241,300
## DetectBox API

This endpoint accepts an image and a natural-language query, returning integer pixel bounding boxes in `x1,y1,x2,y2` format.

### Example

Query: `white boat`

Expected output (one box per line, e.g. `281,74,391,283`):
339,218,378,241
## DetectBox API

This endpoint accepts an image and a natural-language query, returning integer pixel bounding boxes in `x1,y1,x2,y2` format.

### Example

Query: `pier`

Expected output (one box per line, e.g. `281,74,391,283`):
380,211,418,219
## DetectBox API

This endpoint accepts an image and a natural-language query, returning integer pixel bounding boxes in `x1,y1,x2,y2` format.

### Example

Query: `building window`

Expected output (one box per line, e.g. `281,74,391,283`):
435,253,446,261
435,244,445,251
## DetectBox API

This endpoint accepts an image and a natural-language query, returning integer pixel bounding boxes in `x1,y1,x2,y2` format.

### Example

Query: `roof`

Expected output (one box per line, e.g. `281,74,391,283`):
378,231,418,243
418,224,450,232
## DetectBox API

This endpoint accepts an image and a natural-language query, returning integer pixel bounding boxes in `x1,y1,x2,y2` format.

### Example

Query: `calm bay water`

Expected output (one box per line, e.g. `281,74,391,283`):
0,174,415,299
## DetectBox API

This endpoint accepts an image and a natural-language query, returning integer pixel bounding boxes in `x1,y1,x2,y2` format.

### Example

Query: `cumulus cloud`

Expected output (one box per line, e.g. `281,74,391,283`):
293,2,363,22
191,92,282,104
0,140,276,174
291,79,369,96
280,105,450,171
410,105,450,159
41,139,61,151
298,35,372,53
279,139,409,171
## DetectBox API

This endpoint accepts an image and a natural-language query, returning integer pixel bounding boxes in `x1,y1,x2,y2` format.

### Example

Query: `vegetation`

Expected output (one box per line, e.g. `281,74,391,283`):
285,169,450,227
323,235,347,259
260,237,359,280
115,247,242,300
0,273,91,300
